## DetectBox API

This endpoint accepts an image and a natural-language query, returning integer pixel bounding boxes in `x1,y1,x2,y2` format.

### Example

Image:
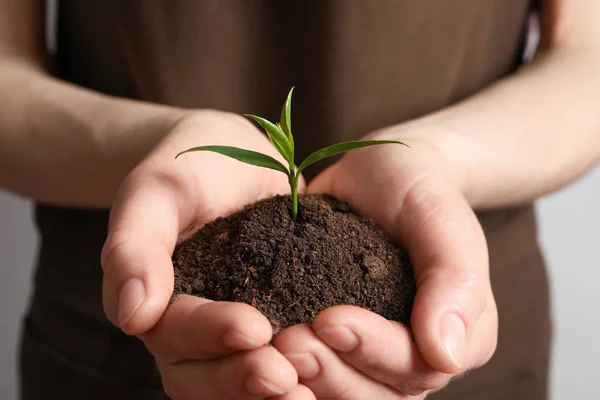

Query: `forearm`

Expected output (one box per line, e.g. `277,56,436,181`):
0,59,187,207
413,44,600,209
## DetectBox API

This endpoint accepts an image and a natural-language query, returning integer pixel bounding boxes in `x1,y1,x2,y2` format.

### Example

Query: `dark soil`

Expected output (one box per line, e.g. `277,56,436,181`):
172,194,416,333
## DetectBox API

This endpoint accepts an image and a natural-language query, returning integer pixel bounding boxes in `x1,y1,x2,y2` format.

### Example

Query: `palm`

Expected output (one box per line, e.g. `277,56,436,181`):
162,113,294,235
102,111,306,399
271,135,499,399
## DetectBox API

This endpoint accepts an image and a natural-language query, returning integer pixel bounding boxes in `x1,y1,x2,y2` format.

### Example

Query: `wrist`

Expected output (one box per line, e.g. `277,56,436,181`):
105,103,190,169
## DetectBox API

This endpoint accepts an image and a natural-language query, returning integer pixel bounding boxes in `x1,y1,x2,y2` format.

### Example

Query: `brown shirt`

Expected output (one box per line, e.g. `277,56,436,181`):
24,2,551,400
54,0,531,171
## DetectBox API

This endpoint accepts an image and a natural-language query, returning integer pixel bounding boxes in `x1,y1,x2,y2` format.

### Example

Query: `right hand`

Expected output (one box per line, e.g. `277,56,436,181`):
101,110,309,399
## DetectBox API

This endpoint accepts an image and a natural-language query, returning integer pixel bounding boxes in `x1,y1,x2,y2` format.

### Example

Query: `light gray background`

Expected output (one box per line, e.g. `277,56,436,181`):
1,168,599,399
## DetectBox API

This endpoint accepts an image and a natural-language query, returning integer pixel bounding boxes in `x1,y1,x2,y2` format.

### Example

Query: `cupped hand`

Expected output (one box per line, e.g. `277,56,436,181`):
273,127,498,399
101,110,308,399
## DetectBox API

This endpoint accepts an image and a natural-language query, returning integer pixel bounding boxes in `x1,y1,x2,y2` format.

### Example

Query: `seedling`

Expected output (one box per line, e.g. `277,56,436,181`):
176,88,408,218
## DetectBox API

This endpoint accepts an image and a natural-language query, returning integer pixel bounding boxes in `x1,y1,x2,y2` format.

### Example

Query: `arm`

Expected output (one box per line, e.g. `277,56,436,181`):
3,4,301,398
410,0,600,209
0,0,186,206
273,1,600,399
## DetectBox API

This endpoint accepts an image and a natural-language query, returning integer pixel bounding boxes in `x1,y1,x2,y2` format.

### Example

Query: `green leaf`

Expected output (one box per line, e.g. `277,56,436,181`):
280,87,294,142
245,114,293,166
176,145,290,175
297,140,409,175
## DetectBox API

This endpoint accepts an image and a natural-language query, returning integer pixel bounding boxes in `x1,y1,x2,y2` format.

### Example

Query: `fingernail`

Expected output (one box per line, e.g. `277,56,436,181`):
118,278,145,328
245,375,285,396
315,326,359,352
440,313,467,369
222,331,264,349
286,353,320,380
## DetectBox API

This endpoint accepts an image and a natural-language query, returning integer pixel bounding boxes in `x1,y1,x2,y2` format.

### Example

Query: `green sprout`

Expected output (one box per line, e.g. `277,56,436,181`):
176,88,408,218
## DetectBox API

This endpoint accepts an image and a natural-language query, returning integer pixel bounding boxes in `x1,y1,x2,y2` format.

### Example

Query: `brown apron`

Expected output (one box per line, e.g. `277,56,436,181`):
20,1,551,399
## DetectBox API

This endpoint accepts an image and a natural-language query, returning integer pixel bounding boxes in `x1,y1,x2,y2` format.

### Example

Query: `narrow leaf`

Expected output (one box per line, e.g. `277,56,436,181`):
297,140,409,175
176,146,289,175
280,87,294,141
245,114,293,166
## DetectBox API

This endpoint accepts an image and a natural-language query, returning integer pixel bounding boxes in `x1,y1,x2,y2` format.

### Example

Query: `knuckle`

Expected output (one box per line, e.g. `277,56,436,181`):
457,267,486,289
100,231,129,270
451,268,490,313
403,173,444,216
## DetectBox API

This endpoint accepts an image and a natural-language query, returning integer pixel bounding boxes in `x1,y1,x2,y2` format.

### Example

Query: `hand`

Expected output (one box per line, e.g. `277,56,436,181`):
101,111,307,399
273,127,498,399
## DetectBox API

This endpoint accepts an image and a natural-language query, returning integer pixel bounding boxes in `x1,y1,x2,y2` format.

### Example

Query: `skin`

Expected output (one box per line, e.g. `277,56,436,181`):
1,0,600,399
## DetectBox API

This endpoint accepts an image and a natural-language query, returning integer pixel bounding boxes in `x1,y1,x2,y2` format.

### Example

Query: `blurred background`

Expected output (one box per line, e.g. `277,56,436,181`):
1,168,599,399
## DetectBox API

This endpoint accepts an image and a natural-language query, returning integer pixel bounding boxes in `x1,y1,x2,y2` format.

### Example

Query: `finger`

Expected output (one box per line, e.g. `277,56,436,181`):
312,306,451,395
142,295,273,362
270,384,316,400
273,324,404,399
160,345,298,400
102,168,191,335
395,175,493,373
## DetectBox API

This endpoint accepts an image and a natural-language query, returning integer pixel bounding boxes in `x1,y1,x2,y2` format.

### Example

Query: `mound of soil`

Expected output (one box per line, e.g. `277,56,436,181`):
172,194,416,333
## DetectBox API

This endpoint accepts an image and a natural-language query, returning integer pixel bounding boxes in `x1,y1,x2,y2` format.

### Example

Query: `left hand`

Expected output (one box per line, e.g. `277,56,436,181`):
272,126,499,399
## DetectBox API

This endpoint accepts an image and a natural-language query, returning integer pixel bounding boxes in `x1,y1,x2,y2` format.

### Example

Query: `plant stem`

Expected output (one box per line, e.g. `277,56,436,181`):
290,173,298,218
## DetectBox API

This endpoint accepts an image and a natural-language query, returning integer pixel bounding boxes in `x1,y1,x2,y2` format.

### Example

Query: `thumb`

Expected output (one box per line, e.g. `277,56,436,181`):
101,170,192,335
395,176,494,374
